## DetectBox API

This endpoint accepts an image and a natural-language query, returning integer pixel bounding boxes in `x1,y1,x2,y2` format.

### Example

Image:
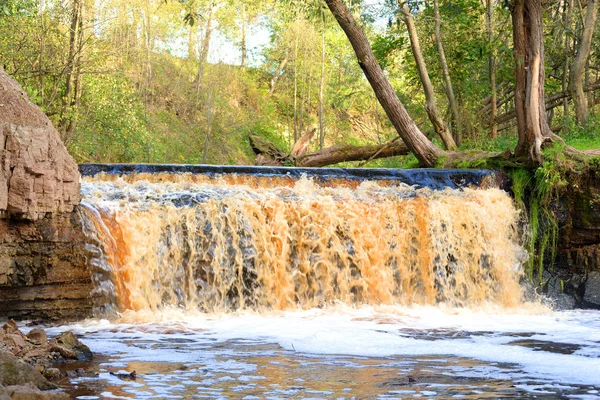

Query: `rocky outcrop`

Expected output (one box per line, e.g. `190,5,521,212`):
0,212,94,320
547,167,600,309
0,69,80,220
0,320,91,399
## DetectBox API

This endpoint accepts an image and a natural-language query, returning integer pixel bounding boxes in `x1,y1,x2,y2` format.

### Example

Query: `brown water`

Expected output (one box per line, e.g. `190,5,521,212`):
79,172,526,316
51,172,600,398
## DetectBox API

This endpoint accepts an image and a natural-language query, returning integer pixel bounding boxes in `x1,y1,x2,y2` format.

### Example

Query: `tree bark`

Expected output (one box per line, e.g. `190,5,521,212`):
486,0,497,138
512,0,555,164
570,0,599,124
399,1,457,151
433,0,461,145
324,0,444,167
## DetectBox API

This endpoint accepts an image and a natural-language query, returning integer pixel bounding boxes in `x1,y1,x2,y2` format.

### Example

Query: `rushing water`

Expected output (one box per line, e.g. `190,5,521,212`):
48,170,600,398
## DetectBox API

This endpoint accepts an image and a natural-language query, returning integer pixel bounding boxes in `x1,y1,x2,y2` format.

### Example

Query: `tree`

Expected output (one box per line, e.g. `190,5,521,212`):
398,0,457,151
570,0,599,125
433,0,461,144
511,0,557,163
324,0,444,167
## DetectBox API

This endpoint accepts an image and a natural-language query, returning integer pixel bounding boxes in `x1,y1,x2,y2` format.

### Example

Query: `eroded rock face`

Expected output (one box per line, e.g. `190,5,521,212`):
548,168,600,309
0,69,80,220
0,212,94,320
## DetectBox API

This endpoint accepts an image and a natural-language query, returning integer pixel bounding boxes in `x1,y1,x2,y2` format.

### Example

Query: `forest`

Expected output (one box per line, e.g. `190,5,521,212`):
1,0,599,167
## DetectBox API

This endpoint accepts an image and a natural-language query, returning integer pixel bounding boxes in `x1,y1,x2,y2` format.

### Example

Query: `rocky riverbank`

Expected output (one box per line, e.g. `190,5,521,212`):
0,320,93,399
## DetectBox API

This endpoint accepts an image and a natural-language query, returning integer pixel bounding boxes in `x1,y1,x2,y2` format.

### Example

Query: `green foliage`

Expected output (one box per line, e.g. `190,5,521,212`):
69,74,155,163
562,112,600,151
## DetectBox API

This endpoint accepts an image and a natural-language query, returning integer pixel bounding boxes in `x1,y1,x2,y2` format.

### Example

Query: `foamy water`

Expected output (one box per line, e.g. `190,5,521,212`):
44,306,600,398
58,171,600,398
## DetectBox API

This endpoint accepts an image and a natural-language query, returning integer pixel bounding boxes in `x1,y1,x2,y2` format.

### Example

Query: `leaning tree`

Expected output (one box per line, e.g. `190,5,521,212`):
324,0,568,167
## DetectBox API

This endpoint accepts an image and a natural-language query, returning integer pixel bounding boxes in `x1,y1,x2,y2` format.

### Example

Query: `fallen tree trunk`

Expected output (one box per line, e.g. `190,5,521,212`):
249,134,409,167
297,140,408,167
496,81,600,127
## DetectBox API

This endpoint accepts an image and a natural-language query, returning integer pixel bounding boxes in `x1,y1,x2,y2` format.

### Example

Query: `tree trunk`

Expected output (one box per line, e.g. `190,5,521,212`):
324,0,444,167
293,33,299,142
58,0,82,140
512,0,555,164
188,21,198,60
202,90,213,163
486,0,497,138
143,0,152,107
433,0,461,145
319,13,326,151
563,0,574,119
250,135,409,167
570,0,599,124
196,2,214,95
65,0,85,144
291,128,316,157
269,51,290,95
399,1,457,151
241,3,247,67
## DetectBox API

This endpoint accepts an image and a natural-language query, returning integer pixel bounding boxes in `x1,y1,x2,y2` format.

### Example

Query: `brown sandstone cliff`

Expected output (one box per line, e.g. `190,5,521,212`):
0,70,93,321
0,69,80,220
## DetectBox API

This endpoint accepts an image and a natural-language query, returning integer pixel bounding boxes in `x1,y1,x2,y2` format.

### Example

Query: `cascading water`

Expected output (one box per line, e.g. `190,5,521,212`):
78,169,527,315
51,167,600,398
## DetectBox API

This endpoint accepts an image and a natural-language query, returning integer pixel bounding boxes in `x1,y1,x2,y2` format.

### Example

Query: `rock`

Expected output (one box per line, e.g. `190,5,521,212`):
51,332,92,361
0,70,80,220
0,383,69,399
49,344,77,360
109,370,137,381
42,368,60,380
26,329,47,346
6,334,28,354
0,213,95,321
2,320,20,335
0,350,55,390
583,271,600,308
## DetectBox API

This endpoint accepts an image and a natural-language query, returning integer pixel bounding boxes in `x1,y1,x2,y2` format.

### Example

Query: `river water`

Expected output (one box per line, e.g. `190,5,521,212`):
48,171,600,399
47,306,600,399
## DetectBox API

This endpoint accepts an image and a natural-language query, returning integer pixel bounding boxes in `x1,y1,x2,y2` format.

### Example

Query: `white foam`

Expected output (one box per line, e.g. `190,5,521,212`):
54,306,600,392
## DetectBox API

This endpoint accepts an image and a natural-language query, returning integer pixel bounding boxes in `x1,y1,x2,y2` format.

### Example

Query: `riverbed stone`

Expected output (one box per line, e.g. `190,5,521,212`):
51,331,92,361
0,70,80,220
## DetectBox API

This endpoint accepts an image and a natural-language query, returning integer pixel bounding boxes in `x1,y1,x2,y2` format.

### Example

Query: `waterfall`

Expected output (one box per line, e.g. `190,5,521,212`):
78,169,527,316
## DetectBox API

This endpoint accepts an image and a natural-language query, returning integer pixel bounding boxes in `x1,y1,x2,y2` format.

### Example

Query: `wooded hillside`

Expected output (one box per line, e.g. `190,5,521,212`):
1,0,599,166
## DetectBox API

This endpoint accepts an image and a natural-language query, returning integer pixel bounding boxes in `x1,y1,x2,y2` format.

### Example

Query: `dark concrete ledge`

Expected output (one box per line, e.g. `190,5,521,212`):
79,164,504,190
